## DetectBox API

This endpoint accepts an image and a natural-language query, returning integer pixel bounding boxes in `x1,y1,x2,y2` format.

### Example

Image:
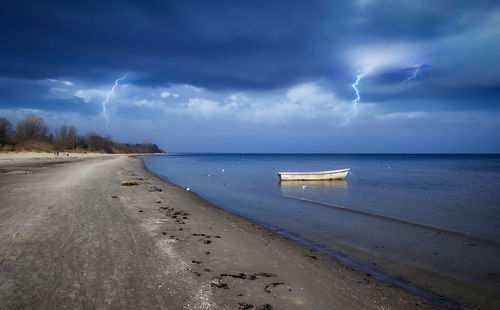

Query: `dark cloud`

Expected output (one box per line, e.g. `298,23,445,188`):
0,0,335,88
0,0,499,105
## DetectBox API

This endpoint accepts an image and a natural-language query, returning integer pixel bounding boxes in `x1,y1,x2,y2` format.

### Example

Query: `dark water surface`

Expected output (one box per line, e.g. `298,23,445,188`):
142,154,500,308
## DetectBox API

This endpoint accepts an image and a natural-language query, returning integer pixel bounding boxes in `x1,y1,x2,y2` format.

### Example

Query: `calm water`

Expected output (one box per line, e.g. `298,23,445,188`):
142,154,500,307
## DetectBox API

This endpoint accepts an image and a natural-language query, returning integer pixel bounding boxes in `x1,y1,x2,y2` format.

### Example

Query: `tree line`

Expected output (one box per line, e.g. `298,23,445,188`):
0,115,164,154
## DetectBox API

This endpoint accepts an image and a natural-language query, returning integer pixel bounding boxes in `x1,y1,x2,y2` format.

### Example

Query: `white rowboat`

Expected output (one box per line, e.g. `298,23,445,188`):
278,168,350,181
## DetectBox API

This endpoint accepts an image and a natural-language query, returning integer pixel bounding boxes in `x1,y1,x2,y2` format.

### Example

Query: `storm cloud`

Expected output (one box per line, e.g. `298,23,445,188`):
1,0,499,152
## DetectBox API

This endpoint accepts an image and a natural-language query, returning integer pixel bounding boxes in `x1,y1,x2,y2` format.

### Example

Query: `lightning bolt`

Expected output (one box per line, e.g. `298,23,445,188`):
102,74,127,126
401,65,420,84
343,71,365,125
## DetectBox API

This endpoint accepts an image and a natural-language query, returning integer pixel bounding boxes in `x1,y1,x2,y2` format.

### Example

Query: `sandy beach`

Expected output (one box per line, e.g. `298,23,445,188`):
0,154,445,309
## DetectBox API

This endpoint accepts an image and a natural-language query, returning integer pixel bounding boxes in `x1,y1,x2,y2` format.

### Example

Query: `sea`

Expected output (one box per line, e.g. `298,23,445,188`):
141,154,500,308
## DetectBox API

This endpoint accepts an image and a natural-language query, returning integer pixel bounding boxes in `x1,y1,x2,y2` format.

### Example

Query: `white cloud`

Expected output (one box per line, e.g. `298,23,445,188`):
48,78,73,87
133,98,165,109
346,43,420,74
170,82,352,124
135,99,150,106
70,81,360,126
266,82,351,121
183,84,203,92
377,111,429,120
185,98,230,119
49,87,70,96
74,89,106,103
18,108,44,115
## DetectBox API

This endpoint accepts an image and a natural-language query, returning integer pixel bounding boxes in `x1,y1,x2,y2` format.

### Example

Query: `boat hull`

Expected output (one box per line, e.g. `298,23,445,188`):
277,168,350,181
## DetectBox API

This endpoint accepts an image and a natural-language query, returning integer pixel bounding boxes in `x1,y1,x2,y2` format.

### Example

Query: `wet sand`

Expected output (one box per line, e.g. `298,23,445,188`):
0,154,445,309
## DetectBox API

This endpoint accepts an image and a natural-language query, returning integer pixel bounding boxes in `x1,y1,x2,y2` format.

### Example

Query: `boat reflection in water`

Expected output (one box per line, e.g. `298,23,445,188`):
279,179,348,199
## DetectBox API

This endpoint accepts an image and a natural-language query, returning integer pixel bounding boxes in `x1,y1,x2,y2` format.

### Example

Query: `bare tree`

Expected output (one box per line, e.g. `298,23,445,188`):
85,133,115,153
0,117,15,144
55,124,77,150
16,115,49,142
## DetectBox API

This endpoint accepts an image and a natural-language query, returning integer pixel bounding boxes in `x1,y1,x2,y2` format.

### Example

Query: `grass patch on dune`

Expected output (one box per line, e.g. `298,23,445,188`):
4,141,54,153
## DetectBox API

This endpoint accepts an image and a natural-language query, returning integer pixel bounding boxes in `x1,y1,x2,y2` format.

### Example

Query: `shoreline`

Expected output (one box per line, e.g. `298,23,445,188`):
0,153,447,309
135,154,455,309
139,156,467,310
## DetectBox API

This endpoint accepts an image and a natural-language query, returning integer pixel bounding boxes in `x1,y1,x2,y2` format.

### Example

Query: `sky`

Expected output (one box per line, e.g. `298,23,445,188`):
1,0,499,153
